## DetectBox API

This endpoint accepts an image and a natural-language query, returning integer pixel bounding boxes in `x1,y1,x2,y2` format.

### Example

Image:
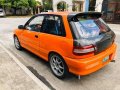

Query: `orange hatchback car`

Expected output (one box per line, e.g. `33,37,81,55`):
13,12,117,79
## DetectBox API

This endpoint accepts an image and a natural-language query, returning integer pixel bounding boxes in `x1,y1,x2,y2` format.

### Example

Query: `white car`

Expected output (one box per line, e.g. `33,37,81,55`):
0,9,5,17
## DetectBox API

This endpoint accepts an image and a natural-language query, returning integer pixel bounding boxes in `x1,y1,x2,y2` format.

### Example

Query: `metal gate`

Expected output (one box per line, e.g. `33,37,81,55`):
102,0,120,23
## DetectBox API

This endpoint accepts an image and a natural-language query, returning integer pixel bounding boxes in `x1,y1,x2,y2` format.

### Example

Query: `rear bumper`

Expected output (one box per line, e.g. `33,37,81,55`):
64,43,117,75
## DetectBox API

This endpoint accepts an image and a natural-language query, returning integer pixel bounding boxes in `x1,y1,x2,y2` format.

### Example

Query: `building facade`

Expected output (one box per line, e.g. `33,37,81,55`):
95,0,120,22
37,0,89,12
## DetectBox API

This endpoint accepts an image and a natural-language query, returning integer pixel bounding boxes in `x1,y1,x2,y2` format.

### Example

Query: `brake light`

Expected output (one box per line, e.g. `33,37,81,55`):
73,44,96,55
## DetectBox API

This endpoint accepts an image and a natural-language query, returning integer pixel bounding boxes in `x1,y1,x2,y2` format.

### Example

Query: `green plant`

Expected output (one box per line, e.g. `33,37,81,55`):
42,0,53,11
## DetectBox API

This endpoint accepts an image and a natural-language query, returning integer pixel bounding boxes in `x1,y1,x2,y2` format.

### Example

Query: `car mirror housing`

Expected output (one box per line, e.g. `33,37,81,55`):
18,25,24,29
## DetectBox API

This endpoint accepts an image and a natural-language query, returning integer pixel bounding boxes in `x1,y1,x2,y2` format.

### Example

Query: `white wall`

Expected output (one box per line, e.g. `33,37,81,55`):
36,0,42,3
36,0,87,12
95,0,104,12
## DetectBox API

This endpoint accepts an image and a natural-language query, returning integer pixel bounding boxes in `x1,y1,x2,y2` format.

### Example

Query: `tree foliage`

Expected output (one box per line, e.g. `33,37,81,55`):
0,0,43,15
0,0,5,7
43,0,53,10
11,0,29,8
28,0,37,8
57,2,66,10
0,0,11,9
17,0,29,8
0,0,39,8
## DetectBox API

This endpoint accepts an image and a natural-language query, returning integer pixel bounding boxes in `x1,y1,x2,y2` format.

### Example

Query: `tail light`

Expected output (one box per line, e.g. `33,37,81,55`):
73,41,97,55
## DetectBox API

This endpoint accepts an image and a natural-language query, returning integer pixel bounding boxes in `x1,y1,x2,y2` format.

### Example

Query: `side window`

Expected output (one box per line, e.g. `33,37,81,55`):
41,15,66,36
26,16,44,32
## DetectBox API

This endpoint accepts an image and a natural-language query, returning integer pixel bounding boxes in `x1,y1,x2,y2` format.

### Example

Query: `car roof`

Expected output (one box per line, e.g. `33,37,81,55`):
36,12,102,20
40,11,101,16
40,12,70,16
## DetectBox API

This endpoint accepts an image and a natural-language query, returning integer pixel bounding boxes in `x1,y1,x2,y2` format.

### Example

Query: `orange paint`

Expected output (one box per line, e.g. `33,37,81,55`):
14,12,117,76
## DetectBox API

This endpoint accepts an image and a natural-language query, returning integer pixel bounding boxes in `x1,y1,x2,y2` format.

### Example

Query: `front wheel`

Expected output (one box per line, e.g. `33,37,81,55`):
14,36,22,50
49,53,69,79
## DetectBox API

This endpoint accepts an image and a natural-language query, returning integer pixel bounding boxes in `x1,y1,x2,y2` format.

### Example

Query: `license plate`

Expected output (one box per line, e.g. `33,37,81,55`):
103,56,109,62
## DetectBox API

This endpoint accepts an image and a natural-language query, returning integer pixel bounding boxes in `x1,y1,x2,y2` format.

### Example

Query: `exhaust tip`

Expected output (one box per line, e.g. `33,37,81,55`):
111,60,115,63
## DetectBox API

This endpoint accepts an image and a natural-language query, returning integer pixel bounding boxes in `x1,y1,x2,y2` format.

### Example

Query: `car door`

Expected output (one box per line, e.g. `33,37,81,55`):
20,15,45,55
38,15,66,60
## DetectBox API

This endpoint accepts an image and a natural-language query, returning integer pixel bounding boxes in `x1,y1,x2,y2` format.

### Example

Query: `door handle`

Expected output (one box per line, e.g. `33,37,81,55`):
35,35,38,38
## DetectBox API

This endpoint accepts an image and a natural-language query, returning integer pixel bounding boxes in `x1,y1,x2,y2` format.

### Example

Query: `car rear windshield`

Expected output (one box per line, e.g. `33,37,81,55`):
71,16,110,39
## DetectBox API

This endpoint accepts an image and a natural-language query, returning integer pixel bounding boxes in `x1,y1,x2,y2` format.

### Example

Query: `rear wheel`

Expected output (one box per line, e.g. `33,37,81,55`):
49,53,69,79
14,36,22,50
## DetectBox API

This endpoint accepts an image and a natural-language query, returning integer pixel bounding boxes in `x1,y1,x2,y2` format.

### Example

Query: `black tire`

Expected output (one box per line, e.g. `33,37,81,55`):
49,53,69,79
14,36,22,50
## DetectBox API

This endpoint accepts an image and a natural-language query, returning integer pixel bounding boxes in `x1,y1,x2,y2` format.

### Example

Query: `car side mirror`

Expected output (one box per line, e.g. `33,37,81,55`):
18,25,24,29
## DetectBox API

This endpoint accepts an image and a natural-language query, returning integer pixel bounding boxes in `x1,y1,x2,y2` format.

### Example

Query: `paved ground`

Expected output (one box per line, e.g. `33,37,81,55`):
0,17,120,90
0,44,49,90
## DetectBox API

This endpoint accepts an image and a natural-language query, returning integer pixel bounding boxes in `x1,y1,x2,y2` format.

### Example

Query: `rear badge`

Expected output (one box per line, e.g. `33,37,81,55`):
103,56,109,62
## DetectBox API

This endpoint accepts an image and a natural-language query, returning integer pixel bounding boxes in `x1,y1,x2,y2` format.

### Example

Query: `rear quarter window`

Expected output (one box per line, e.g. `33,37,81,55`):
41,15,66,37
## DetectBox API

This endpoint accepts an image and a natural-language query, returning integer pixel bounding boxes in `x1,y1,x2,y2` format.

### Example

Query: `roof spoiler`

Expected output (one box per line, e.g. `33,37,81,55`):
68,12,102,21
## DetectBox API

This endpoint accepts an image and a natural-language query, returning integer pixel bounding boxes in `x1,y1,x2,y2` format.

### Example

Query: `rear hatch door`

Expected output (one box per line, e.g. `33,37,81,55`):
69,12,115,54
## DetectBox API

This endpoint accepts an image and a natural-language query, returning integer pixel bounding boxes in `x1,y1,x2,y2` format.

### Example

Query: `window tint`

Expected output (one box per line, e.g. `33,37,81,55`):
26,16,45,32
41,15,66,36
72,17,110,39
74,20,100,38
